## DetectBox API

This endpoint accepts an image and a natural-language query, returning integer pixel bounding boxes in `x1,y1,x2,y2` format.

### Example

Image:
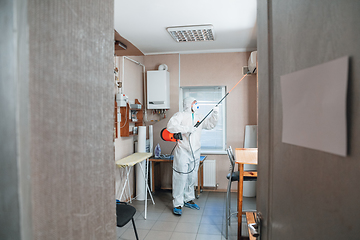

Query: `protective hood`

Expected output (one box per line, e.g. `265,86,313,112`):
183,97,196,112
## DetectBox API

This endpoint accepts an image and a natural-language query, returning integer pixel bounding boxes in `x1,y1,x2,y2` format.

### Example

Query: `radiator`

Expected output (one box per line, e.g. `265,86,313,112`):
203,160,216,187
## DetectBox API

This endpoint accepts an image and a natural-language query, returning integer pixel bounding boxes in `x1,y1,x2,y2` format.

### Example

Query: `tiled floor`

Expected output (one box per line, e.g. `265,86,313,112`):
117,190,256,240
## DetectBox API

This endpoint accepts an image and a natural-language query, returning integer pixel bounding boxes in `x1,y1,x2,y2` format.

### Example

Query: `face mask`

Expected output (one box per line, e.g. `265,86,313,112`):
192,102,199,113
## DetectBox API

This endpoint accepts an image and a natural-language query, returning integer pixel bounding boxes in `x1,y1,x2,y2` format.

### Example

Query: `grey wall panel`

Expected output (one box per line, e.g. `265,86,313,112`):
0,0,31,239
257,0,272,239
28,1,116,239
258,0,360,239
17,0,32,238
0,0,21,238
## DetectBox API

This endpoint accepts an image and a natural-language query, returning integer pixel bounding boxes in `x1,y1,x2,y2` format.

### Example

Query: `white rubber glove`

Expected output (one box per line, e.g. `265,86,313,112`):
213,106,219,114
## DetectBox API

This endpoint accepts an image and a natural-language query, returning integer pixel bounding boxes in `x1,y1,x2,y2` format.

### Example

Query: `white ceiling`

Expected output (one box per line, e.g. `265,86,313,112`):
114,0,257,55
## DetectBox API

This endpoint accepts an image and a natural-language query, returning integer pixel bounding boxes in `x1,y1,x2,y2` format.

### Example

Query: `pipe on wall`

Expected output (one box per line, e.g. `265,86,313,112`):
123,56,148,123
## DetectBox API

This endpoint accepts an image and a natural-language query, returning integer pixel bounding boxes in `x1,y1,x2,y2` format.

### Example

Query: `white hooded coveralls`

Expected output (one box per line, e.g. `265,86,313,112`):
167,97,218,208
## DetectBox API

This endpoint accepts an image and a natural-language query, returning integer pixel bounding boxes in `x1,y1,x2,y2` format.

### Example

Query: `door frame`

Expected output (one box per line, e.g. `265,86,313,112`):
257,0,272,239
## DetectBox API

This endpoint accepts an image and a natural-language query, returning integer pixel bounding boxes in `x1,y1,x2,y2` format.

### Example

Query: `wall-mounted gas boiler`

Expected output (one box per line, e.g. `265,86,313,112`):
146,69,170,110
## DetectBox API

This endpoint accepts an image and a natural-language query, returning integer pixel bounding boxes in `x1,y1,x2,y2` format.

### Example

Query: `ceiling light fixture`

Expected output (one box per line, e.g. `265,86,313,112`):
166,24,215,42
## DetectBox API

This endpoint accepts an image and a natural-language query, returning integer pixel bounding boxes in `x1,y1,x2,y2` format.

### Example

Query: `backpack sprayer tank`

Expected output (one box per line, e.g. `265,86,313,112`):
160,128,182,142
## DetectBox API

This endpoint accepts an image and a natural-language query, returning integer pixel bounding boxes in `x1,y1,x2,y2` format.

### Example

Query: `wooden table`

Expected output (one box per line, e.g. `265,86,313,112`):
235,148,258,239
149,155,207,198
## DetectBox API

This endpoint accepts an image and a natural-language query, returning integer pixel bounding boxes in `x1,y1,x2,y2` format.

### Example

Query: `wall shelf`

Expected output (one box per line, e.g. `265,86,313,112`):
120,99,143,137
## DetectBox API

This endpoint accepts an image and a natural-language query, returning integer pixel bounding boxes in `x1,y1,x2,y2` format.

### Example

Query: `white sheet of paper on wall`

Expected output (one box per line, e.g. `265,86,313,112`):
281,56,348,157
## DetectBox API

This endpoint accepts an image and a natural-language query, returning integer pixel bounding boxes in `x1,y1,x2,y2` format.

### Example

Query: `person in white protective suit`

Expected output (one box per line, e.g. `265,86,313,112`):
167,97,219,215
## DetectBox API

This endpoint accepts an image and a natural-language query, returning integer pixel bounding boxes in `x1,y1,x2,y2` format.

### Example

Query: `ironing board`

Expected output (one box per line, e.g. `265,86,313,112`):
116,152,154,219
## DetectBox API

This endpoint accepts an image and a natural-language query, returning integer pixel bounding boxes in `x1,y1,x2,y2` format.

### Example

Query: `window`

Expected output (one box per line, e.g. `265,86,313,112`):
180,86,226,154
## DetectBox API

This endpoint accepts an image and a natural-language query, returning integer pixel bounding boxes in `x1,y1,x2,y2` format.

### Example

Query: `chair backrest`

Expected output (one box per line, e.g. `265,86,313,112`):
226,146,236,172
116,203,136,227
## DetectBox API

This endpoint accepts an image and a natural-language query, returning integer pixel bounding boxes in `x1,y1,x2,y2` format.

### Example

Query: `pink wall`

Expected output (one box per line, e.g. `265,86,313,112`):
115,52,257,195
180,53,257,190
144,52,257,190
114,56,144,200
144,54,180,155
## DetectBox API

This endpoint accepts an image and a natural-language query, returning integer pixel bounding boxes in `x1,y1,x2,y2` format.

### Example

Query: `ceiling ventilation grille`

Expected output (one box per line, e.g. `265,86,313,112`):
166,25,215,42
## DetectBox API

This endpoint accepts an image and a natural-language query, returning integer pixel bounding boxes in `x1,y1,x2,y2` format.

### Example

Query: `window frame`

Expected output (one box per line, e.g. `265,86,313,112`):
180,86,227,155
